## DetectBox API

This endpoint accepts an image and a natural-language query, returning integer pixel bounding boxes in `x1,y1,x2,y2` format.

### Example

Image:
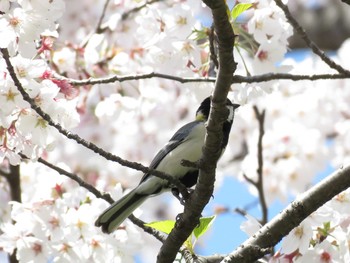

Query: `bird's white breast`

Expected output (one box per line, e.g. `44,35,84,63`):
136,122,206,195
156,122,206,177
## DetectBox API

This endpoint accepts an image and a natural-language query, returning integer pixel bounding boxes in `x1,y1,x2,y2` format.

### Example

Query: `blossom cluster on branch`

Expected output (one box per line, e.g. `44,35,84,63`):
0,0,350,262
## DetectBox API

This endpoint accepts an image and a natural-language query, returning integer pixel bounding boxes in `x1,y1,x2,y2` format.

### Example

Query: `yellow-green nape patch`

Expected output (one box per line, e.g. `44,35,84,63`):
196,111,206,121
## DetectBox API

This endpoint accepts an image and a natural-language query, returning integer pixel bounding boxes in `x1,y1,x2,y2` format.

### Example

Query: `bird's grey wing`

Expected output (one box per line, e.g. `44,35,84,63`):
139,121,201,184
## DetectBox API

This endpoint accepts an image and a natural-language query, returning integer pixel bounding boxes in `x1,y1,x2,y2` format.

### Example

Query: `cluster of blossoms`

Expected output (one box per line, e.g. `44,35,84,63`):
0,55,79,163
247,0,293,73
276,188,350,262
0,0,350,262
0,162,141,262
242,188,350,262
0,0,79,164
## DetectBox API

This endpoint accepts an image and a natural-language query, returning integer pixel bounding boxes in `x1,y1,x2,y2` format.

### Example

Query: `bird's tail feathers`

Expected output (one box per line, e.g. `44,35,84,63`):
95,189,148,234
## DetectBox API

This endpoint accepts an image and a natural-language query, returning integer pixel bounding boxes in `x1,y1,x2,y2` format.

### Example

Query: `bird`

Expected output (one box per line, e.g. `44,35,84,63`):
95,96,240,234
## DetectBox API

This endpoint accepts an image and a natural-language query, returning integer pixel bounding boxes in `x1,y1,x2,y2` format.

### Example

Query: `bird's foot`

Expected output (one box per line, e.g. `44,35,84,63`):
171,188,194,205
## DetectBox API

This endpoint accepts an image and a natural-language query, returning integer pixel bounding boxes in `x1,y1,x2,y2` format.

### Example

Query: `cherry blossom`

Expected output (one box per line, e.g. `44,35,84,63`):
0,0,350,262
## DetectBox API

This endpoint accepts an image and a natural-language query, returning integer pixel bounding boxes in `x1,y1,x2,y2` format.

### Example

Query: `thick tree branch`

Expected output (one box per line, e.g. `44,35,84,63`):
2,164,21,263
0,164,22,203
222,164,350,263
0,48,189,200
274,0,350,75
157,0,237,262
7,165,21,203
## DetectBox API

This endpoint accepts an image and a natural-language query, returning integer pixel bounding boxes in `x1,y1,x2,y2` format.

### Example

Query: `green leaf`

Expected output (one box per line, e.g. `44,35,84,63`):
193,216,216,239
231,3,253,20
318,221,332,236
145,216,216,246
145,220,175,235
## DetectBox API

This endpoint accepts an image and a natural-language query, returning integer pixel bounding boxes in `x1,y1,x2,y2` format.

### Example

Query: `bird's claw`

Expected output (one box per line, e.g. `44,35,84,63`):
171,188,195,205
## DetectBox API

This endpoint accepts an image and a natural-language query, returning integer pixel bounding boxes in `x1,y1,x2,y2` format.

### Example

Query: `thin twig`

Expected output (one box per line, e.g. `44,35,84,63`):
61,72,215,85
121,0,162,20
95,0,112,34
59,72,350,87
252,106,268,225
29,155,167,243
80,0,112,48
36,156,112,202
0,48,189,200
274,0,350,75
242,173,256,185
241,106,268,226
233,73,350,83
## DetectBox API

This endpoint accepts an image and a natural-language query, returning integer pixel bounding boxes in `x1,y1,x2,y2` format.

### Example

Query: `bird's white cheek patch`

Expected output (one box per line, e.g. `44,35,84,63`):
227,106,234,122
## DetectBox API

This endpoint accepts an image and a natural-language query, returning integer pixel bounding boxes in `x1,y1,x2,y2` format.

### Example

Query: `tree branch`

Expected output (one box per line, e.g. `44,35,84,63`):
252,106,268,225
0,48,189,200
2,164,21,263
28,155,167,243
340,0,350,5
274,0,350,75
59,72,350,87
26,156,199,260
157,0,237,261
7,165,21,203
61,72,216,85
121,0,162,20
0,164,22,203
243,107,268,226
222,164,350,262
80,0,112,48
95,0,112,34
233,72,350,83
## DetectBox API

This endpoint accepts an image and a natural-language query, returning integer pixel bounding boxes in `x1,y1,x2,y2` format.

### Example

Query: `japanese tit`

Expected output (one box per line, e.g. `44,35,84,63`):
95,96,240,234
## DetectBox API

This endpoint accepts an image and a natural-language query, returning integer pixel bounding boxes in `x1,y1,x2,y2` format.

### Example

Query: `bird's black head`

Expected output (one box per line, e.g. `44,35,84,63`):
195,97,211,121
195,96,240,122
